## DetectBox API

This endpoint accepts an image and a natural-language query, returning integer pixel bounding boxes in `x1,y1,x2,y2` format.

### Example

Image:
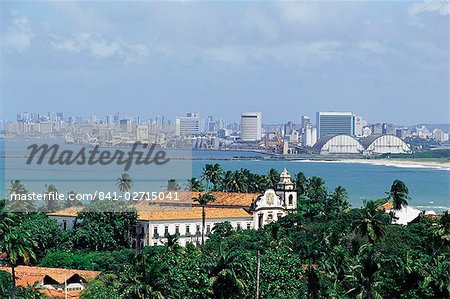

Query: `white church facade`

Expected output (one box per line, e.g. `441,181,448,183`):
49,168,298,247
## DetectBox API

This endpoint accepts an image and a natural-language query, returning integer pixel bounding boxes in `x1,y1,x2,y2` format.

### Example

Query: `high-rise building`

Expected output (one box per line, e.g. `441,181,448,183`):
120,118,132,133
176,113,201,136
303,124,317,147
382,123,395,135
284,121,295,135
396,128,409,140
136,124,149,142
354,115,365,137
113,113,120,125
316,112,354,138
240,112,262,142
301,116,311,130
432,129,449,142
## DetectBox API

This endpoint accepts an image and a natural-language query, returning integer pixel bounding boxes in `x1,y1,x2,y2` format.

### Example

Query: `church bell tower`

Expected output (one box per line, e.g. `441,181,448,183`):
275,168,297,211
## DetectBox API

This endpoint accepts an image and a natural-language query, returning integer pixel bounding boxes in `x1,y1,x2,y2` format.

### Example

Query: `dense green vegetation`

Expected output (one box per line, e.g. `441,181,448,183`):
0,164,449,298
386,149,450,161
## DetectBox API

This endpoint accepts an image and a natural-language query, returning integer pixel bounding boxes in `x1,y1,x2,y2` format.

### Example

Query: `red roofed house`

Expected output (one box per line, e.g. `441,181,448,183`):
0,266,100,298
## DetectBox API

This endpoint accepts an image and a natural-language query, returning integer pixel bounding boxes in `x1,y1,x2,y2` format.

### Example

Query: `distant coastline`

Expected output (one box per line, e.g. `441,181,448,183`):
293,158,450,171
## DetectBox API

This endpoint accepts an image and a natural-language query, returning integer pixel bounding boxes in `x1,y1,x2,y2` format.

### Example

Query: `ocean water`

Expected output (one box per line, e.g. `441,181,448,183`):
1,139,449,211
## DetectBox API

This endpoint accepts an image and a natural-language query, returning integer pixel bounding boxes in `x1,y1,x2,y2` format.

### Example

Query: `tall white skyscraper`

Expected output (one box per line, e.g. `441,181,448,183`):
176,113,201,136
301,116,311,130
240,112,262,141
354,114,365,137
303,124,317,147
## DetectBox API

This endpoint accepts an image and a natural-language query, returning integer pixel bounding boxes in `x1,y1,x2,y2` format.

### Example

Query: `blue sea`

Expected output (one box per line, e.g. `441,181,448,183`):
1,139,449,211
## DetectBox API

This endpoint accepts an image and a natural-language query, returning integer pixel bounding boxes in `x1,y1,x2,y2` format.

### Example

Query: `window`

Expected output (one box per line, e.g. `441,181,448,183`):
267,213,273,221
164,225,169,237
277,213,283,219
289,194,293,205
63,220,67,231
186,225,190,235
237,223,241,230
196,224,200,235
258,214,263,228
141,226,144,234
246,222,251,230
175,225,180,235
206,224,211,233
153,226,159,238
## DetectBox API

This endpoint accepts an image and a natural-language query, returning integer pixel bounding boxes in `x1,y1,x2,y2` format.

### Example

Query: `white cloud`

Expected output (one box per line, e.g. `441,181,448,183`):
2,12,34,52
50,33,149,63
275,1,319,24
203,41,341,67
356,42,389,55
409,0,450,16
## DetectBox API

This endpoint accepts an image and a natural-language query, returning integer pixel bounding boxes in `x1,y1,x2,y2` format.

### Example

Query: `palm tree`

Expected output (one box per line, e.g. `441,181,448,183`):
345,244,382,299
295,172,308,196
66,190,83,207
434,211,450,244
0,200,14,236
192,192,216,245
209,244,252,299
387,179,410,210
185,177,204,191
7,180,34,212
119,251,164,299
202,164,223,190
166,179,181,191
8,180,27,195
307,177,328,203
305,262,321,299
353,201,387,244
116,172,133,197
0,223,37,299
223,171,248,193
44,184,59,212
267,168,280,189
329,186,350,213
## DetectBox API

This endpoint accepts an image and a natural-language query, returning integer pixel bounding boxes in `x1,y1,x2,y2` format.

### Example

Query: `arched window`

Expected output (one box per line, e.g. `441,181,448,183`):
288,194,293,205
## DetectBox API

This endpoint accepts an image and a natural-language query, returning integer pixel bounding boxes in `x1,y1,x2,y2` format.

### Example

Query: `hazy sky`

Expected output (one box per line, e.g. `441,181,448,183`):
1,1,449,125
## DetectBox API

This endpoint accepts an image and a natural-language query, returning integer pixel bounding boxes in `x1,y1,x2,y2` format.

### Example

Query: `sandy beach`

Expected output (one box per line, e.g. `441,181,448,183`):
336,159,450,170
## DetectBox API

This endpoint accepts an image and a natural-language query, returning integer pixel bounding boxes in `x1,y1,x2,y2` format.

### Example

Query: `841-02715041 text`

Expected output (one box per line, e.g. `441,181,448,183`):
90,191,180,201
9,191,181,202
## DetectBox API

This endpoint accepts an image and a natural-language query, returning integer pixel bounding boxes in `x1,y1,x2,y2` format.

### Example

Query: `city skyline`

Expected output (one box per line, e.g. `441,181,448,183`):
1,1,449,124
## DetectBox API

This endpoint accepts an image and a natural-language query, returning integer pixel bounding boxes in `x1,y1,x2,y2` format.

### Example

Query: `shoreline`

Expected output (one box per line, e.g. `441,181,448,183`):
295,158,450,170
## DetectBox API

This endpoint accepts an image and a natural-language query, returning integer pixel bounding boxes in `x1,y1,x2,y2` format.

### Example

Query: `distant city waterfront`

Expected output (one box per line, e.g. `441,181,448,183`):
1,139,449,211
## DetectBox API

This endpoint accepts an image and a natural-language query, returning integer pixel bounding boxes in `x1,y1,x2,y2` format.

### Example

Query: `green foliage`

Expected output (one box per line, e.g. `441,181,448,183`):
1,174,448,299
390,149,450,159
185,177,204,191
39,249,135,272
20,213,70,259
166,179,181,191
72,201,137,250
80,274,121,299
116,172,133,194
202,163,223,191
0,271,46,299
388,179,410,210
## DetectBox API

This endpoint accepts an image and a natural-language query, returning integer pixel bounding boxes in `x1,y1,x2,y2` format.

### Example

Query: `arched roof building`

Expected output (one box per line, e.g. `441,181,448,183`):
312,134,364,154
359,134,410,154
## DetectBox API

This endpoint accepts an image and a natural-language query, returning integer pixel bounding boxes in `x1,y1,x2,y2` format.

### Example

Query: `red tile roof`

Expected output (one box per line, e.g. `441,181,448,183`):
0,265,99,299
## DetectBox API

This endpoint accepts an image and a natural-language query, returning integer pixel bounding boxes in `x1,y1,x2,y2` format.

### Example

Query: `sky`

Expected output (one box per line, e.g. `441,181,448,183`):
0,0,449,125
